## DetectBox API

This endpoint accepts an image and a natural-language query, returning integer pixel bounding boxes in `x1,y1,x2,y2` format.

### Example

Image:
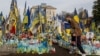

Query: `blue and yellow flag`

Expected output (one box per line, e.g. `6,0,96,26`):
23,15,28,24
26,7,31,28
64,21,71,35
23,7,31,29
73,8,80,23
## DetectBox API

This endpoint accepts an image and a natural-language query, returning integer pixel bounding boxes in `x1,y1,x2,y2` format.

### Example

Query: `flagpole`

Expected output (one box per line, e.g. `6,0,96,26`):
38,6,42,33
38,6,41,33
44,7,46,33
41,7,42,33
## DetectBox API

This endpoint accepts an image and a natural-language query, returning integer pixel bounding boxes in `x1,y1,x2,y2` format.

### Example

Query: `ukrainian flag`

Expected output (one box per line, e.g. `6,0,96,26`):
73,8,80,23
23,15,28,24
23,14,28,30
39,13,45,24
23,7,31,30
30,17,39,31
64,21,71,35
73,8,83,31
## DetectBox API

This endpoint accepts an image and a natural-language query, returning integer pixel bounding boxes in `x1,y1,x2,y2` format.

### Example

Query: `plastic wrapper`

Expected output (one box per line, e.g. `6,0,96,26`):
16,39,54,54
82,44,100,55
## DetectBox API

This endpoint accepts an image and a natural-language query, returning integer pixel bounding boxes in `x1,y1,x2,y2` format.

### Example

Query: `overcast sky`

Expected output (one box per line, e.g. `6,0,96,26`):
0,0,94,18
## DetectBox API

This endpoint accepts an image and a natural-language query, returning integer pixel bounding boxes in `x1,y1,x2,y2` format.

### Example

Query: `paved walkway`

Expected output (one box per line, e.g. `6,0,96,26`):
0,44,16,56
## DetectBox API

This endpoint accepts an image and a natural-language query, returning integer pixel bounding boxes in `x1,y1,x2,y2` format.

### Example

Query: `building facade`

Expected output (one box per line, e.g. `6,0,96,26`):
31,3,56,22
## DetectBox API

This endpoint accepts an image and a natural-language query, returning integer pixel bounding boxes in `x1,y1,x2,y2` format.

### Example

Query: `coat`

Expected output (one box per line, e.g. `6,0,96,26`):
69,19,82,36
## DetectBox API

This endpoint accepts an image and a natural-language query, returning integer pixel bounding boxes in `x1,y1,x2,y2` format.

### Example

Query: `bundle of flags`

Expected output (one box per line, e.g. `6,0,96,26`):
7,0,22,35
9,11,17,35
23,2,31,30
23,7,31,30
73,8,85,32
30,6,46,32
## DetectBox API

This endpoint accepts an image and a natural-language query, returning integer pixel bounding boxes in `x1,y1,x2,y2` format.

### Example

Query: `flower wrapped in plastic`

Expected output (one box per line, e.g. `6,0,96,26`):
82,45,92,54
38,41,48,54
17,39,28,53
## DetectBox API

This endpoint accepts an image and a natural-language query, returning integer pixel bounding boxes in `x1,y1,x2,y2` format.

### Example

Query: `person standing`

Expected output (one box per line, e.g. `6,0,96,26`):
66,15,86,56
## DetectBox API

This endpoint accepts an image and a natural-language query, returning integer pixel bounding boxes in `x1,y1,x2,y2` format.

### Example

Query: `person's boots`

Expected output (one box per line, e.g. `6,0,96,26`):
69,46,76,54
69,46,74,54
81,54,86,56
